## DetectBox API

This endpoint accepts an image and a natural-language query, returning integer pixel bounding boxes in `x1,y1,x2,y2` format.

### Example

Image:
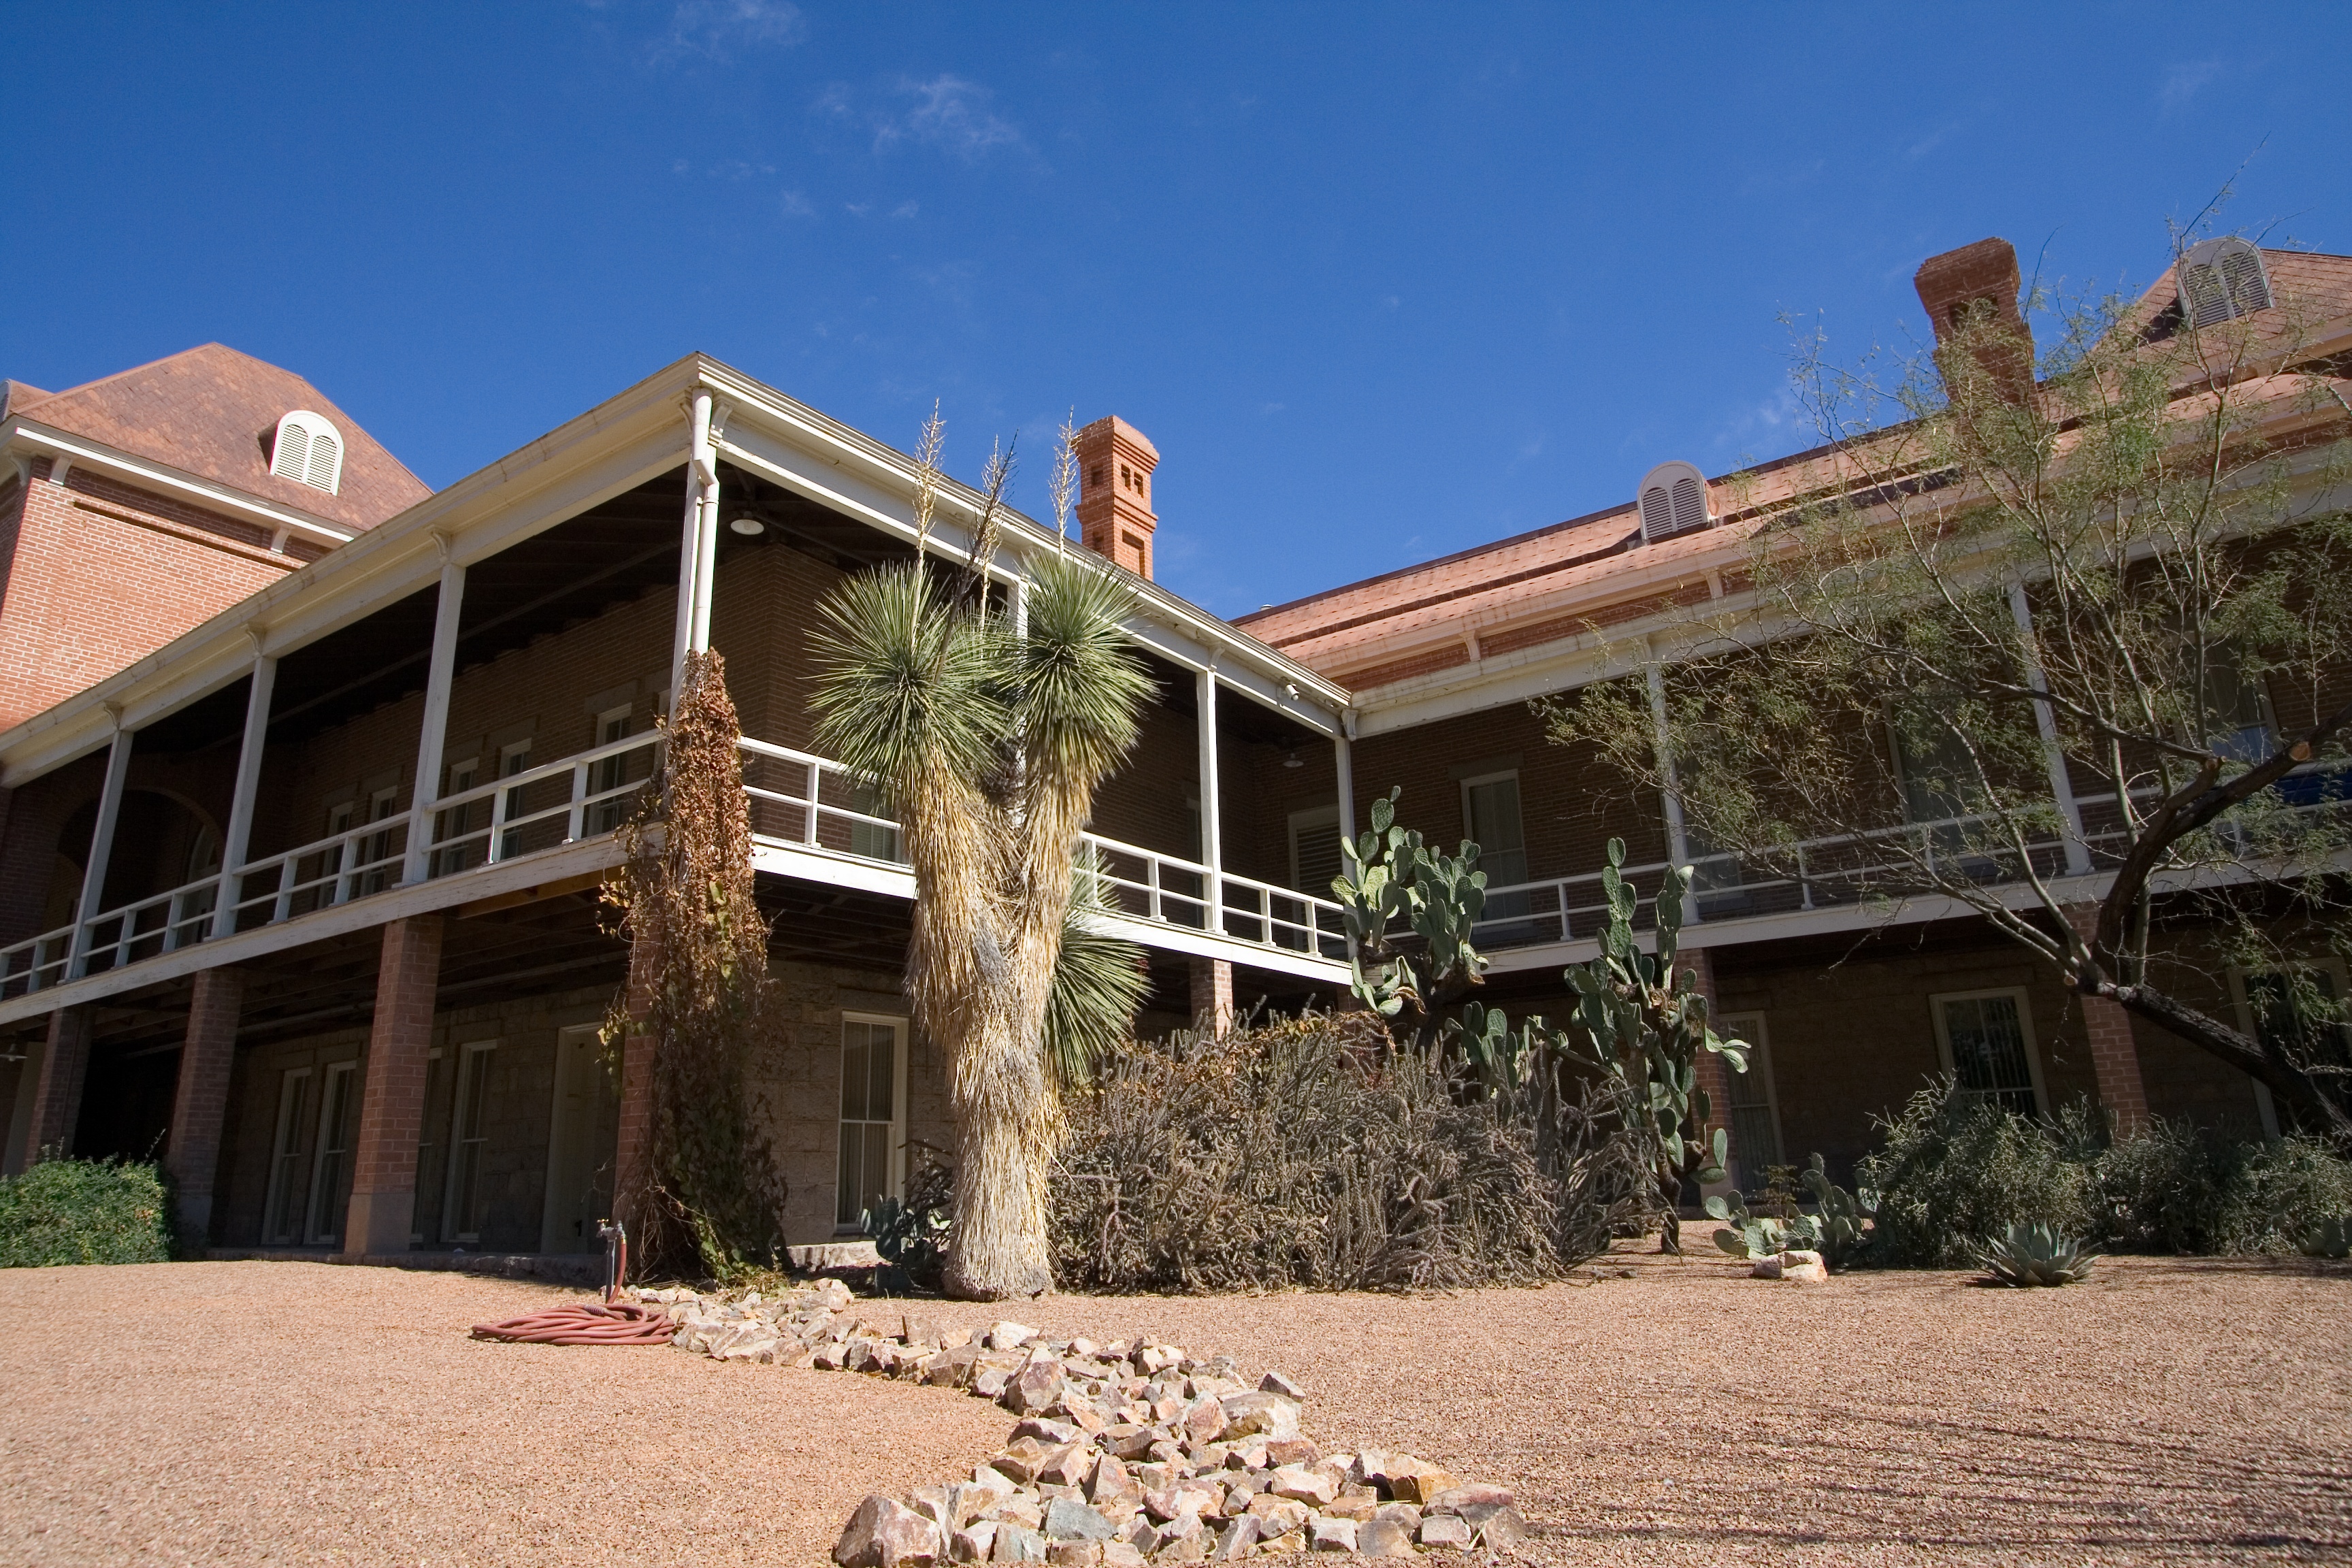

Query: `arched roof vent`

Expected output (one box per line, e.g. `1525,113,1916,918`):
270,409,344,495
2177,238,2273,328
1637,460,1712,545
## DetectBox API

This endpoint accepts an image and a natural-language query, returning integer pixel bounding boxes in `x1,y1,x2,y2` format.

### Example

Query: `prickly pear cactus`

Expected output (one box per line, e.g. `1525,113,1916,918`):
1561,838,1749,1251
1332,786,1490,1024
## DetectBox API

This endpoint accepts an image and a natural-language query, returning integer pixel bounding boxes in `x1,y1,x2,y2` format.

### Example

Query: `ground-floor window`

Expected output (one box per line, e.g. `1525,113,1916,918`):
2232,961,2351,1137
410,1046,446,1245
1716,1011,1783,1192
540,1024,620,1254
302,1060,358,1245
1929,989,2045,1118
836,1015,907,1232
442,1040,497,1243
262,1066,313,1244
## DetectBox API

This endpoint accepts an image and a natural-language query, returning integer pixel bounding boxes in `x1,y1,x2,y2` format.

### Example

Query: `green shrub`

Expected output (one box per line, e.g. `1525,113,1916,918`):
0,1156,173,1267
1857,1083,2094,1268
2091,1119,2352,1254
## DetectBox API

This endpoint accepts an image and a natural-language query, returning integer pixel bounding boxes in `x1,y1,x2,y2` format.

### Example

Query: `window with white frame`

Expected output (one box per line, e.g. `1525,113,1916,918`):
1460,770,1531,921
261,1066,313,1244
435,757,480,877
837,1015,907,1231
2177,237,2273,327
303,1060,359,1245
847,780,902,864
589,706,632,834
271,410,346,495
2233,961,2351,1138
1893,720,1978,827
442,1040,497,1243
2197,644,2276,764
1716,1012,1784,1193
497,740,533,860
1931,989,2046,1118
359,786,399,892
1288,805,1341,897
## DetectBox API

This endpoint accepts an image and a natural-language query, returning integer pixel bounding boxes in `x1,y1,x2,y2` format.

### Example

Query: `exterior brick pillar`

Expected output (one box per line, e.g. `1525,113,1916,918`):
2062,903,2150,1136
612,928,662,1239
1680,945,1736,1194
165,967,245,1239
1189,956,1234,1036
24,1007,93,1160
342,917,443,1258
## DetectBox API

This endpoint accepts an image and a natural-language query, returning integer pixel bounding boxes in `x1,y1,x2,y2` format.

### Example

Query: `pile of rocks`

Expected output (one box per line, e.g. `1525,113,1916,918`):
1747,1248,1827,1282
632,1282,1528,1564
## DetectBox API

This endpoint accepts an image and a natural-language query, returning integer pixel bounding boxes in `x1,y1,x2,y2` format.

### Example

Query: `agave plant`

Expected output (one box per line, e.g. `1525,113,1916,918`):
1978,1222,2100,1287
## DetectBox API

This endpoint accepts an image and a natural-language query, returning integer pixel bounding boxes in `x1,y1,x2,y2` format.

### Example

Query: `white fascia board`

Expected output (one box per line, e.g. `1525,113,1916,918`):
749,840,919,900
2,418,353,546
0,363,701,787
0,836,628,1031
701,365,1348,734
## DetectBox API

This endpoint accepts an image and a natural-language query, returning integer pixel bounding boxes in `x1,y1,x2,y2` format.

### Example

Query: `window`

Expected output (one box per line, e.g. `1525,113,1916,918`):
1893,720,1978,826
172,823,222,947
442,1041,497,1243
497,742,533,860
540,1024,621,1254
1717,1012,1784,1194
836,1015,907,1231
270,410,346,495
1460,771,1531,924
434,757,480,877
847,779,902,864
1289,806,1343,898
303,1060,358,1245
358,787,399,893
1931,990,2046,1119
261,1066,313,1244
2197,644,2275,764
589,707,632,834
2177,238,2273,327
1636,460,1712,544
2234,963,2351,1138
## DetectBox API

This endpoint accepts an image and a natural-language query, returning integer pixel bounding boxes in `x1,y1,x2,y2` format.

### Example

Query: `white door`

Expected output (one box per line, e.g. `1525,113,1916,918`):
540,1026,620,1254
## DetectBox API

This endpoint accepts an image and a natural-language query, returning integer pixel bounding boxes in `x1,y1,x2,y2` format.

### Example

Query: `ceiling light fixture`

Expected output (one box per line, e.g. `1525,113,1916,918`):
728,514,767,537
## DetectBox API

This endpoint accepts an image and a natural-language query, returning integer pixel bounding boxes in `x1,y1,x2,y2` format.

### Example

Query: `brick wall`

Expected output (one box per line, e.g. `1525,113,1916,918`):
0,461,299,733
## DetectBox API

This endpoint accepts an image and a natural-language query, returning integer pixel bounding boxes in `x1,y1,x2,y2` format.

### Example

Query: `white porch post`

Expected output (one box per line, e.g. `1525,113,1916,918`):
210,653,277,940
67,725,135,978
2009,583,2092,877
670,387,718,696
403,560,468,885
1334,715,1357,845
1196,666,1222,934
1646,646,1695,848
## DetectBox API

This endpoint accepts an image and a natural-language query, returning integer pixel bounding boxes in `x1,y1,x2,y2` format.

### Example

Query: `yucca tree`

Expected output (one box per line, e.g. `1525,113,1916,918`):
811,417,1152,1299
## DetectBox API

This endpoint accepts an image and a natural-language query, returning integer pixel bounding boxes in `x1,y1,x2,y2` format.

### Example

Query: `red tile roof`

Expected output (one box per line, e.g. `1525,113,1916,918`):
5,344,427,532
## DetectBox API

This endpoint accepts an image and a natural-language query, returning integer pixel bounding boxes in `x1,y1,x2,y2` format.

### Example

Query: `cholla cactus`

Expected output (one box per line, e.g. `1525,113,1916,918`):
1978,1222,2100,1286
2297,1215,2352,1260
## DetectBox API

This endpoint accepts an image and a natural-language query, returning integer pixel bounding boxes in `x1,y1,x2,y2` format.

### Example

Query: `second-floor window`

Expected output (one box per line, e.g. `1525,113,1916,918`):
1460,771,1530,920
590,707,632,834
2197,645,2275,764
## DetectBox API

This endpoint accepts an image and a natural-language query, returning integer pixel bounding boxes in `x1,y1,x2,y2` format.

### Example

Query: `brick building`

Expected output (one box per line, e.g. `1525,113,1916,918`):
0,233,2345,1260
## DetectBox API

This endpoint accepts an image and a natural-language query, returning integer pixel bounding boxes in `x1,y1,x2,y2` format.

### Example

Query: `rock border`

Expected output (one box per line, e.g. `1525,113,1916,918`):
634,1282,1530,1564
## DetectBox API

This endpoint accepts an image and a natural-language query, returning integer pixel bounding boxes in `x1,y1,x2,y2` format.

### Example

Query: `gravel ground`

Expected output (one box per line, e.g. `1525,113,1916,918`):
1,1243,2346,1567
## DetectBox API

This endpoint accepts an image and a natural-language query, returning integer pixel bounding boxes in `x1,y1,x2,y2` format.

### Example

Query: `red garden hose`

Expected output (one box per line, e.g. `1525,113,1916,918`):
469,1221,675,1347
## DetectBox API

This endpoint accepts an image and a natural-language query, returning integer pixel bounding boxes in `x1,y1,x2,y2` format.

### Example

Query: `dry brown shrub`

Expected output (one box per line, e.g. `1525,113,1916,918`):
1049,1013,1648,1292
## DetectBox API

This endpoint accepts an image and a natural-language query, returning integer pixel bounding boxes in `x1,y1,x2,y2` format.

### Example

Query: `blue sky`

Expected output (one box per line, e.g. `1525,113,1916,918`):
3,3,2344,617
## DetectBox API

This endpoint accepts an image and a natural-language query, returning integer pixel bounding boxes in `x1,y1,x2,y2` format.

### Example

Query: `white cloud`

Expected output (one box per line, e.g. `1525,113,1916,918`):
781,189,816,219
659,0,804,59
892,200,920,218
883,75,1028,161
2160,59,2223,112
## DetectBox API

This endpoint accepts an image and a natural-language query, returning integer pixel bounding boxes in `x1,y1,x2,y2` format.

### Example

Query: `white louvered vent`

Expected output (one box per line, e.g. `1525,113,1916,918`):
2178,238,2273,327
270,410,344,495
1636,459,1713,545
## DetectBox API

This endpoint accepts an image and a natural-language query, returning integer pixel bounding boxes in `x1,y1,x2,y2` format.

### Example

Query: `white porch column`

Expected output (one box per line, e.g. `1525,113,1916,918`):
1646,651,1693,859
1196,666,1222,934
670,387,719,696
402,560,468,885
210,653,277,940
1334,715,1357,844
2008,583,2092,877
67,725,135,977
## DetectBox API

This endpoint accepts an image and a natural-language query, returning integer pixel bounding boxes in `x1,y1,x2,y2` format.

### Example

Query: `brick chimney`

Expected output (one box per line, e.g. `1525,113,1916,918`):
1913,237,2035,405
1073,416,1158,578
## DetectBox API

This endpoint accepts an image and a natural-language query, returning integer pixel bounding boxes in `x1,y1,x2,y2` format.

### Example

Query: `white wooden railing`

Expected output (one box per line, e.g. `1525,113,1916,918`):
1469,760,2352,949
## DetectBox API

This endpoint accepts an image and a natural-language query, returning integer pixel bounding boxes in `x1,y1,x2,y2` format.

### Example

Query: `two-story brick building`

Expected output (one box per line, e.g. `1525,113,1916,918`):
0,232,2343,1260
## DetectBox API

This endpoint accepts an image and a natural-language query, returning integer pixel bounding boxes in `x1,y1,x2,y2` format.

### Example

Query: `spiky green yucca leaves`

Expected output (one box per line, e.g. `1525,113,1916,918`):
1047,850,1152,1090
809,546,1150,1299
1978,1221,2100,1286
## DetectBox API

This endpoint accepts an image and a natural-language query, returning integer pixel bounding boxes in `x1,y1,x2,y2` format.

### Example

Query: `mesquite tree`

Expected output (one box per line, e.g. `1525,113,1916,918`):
1548,240,2352,1138
810,414,1152,1299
